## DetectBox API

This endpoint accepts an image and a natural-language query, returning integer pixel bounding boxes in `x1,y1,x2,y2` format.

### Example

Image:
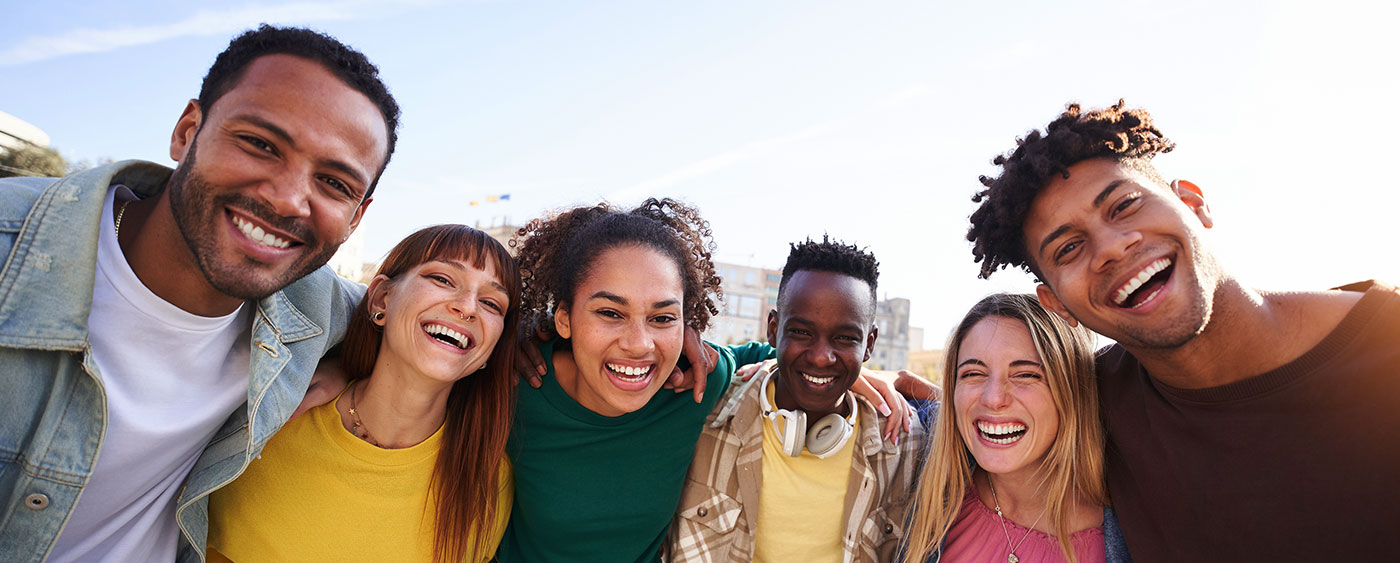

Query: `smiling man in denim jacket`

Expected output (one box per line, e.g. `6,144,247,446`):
0,26,398,562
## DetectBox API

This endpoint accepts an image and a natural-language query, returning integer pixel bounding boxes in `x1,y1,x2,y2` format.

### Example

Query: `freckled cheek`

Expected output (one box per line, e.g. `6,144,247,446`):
479,319,505,349
652,327,684,365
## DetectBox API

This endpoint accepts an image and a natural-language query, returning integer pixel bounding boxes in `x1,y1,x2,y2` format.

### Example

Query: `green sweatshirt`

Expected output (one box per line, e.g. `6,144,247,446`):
497,340,772,563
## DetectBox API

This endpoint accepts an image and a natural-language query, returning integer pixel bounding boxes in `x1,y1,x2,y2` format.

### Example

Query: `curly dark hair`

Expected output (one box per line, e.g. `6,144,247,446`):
968,100,1175,279
197,24,401,198
778,235,880,305
511,198,722,334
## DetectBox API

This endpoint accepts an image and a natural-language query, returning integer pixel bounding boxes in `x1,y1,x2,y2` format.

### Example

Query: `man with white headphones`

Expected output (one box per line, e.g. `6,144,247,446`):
670,236,926,563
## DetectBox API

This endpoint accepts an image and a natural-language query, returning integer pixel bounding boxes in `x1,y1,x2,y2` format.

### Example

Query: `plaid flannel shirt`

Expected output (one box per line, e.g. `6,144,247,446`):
668,372,926,563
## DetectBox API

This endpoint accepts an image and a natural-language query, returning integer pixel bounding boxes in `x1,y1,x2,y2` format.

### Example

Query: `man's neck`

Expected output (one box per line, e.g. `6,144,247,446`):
118,195,244,317
1127,279,1360,389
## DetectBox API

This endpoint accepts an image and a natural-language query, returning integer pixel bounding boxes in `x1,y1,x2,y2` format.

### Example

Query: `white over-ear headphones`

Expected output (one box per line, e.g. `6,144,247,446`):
758,367,854,459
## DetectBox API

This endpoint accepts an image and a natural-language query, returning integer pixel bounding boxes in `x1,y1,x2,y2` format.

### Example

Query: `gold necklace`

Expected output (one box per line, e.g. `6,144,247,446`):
114,200,132,237
987,475,1048,563
347,380,382,447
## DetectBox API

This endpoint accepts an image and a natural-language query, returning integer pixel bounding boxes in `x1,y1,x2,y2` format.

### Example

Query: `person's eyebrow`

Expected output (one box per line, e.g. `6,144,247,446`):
432,260,510,294
588,291,627,305
957,358,987,369
1036,179,1128,258
235,114,370,189
785,314,863,334
1092,179,1128,207
588,291,678,310
1010,359,1043,368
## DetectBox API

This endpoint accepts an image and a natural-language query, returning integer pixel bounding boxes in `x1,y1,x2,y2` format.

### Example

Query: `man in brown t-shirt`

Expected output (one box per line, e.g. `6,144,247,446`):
964,100,1400,562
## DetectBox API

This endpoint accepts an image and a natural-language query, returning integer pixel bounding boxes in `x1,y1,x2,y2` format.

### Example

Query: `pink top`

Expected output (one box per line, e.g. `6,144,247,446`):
940,481,1105,563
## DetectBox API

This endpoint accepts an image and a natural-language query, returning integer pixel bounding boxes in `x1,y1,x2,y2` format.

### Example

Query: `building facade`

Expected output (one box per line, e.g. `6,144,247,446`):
868,297,911,370
704,262,782,345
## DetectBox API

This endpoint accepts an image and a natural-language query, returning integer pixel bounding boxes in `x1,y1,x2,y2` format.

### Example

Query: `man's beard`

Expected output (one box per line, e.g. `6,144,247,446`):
1112,243,1222,351
166,140,337,301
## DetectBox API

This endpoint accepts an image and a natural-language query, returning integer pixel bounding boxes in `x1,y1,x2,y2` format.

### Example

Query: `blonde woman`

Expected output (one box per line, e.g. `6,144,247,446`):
904,293,1130,563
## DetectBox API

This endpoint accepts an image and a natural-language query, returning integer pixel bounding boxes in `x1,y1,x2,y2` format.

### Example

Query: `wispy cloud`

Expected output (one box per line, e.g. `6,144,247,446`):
606,85,932,203
0,1,421,67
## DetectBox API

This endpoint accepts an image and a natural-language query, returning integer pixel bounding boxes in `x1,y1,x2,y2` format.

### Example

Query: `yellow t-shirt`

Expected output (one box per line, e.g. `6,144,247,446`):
753,380,859,563
206,394,511,562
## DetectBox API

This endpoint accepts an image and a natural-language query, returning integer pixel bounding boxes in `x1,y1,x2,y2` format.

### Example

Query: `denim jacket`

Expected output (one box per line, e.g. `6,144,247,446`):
0,161,362,563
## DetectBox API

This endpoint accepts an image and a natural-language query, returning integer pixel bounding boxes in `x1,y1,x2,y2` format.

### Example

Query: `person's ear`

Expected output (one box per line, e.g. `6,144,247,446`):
863,323,879,363
366,274,392,325
1172,179,1213,229
766,309,779,347
170,100,202,163
1036,284,1079,327
554,303,572,339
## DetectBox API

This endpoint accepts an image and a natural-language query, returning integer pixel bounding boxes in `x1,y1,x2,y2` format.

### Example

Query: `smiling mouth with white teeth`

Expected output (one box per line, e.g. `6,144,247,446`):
424,323,473,350
232,215,294,249
977,421,1027,445
801,372,836,387
1114,257,1173,308
606,363,653,382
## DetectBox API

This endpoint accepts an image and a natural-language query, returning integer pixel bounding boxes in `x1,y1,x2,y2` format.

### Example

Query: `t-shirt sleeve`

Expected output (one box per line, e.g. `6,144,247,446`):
727,341,776,367
701,341,776,400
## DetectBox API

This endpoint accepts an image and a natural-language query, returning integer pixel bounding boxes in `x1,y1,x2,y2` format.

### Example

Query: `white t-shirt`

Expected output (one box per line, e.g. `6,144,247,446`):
48,187,252,563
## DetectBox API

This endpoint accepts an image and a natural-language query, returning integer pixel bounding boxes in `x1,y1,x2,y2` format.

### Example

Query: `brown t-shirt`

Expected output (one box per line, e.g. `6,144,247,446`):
1098,281,1400,562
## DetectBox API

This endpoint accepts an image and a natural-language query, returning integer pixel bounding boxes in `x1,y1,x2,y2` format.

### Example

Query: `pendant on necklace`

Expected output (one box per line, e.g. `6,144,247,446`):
1008,554,1019,563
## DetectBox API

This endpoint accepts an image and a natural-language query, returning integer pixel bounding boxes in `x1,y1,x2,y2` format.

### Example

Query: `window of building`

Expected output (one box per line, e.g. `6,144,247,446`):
738,295,761,318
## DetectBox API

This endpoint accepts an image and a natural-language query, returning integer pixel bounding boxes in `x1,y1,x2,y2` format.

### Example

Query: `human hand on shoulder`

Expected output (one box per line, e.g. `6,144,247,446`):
663,326,718,403
735,359,776,382
293,356,350,420
513,315,557,388
851,368,919,444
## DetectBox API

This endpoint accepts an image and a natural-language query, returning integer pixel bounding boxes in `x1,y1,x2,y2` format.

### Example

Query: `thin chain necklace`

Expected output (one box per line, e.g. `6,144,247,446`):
987,475,1048,563
114,200,132,236
346,380,382,447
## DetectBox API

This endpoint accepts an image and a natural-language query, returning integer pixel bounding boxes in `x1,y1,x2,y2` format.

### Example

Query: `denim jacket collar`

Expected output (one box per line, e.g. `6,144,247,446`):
0,161,170,350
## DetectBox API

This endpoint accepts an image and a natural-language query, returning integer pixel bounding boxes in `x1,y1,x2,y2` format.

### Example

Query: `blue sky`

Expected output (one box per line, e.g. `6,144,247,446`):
3,0,1398,346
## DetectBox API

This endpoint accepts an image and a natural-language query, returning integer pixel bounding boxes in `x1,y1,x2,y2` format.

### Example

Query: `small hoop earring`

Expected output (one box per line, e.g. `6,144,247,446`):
372,311,384,322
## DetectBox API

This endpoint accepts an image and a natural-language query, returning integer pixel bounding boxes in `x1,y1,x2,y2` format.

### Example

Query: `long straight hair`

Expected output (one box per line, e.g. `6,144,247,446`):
340,224,520,563
903,293,1105,563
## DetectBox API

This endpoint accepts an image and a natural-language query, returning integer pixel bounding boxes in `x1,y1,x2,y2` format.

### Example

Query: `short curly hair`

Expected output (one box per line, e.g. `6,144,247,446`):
511,198,722,334
198,24,401,198
778,235,880,306
968,100,1175,279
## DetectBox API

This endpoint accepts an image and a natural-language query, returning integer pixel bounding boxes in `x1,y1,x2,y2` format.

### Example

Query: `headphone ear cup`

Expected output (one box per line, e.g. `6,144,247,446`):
805,413,853,459
778,410,806,457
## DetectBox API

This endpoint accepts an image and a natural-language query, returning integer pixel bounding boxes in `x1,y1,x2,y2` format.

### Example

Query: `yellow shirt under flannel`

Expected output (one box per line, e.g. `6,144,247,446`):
753,379,859,562
668,370,925,563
